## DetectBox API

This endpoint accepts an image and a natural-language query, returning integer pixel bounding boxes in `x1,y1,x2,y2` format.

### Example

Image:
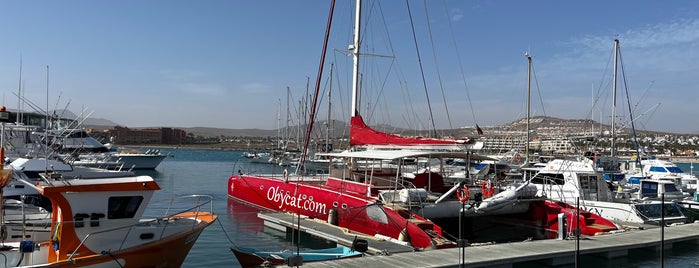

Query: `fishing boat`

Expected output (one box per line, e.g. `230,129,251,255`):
0,107,217,267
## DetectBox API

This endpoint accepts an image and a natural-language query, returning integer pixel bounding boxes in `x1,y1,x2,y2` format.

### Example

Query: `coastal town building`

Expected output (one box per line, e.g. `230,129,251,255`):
110,126,187,145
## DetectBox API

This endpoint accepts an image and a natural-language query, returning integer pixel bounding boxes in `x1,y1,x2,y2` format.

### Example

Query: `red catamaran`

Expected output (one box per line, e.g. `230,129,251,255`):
228,0,621,251
226,0,478,250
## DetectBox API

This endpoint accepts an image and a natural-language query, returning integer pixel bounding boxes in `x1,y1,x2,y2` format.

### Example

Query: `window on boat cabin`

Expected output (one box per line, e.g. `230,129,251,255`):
664,182,679,193
666,166,684,173
108,196,144,219
530,173,565,185
641,182,658,197
649,166,668,173
578,175,599,201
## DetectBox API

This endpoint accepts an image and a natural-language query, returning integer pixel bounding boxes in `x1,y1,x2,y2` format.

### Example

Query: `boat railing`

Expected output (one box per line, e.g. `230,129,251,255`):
67,194,214,261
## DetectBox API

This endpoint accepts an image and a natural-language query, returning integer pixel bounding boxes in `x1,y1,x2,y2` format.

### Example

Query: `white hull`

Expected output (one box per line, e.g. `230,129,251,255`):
108,153,167,169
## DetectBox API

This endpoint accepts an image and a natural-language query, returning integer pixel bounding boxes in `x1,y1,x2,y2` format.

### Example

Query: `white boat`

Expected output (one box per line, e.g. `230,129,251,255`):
0,107,217,267
0,170,217,267
529,157,687,226
5,157,135,200
638,158,699,194
106,148,168,169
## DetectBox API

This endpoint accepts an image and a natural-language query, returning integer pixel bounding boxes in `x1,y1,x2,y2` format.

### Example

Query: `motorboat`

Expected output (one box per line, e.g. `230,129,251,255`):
0,159,215,267
529,157,688,226
230,245,363,267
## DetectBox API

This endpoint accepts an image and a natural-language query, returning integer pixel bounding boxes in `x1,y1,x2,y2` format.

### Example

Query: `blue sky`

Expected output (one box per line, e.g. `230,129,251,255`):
1,1,698,134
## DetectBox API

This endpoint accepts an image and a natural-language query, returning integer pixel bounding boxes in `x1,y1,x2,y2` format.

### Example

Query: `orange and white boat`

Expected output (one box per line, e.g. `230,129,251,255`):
0,106,217,267
0,164,216,267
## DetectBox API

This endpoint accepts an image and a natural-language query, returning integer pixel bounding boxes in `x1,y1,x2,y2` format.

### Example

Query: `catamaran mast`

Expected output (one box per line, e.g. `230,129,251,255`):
611,39,619,157
350,0,361,117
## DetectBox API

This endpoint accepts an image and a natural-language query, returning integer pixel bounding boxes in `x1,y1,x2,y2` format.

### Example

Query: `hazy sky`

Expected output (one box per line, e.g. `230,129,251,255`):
2,1,698,134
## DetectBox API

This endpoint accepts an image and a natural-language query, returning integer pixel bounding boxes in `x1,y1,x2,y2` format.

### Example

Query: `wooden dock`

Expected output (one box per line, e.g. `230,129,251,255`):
259,212,699,267
258,212,416,255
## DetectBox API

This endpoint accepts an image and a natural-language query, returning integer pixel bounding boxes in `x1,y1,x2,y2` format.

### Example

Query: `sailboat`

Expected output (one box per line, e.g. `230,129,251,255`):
228,0,463,250
527,39,688,227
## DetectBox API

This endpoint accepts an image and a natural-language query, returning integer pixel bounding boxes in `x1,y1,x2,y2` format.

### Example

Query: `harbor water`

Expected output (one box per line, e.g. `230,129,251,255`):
140,148,698,267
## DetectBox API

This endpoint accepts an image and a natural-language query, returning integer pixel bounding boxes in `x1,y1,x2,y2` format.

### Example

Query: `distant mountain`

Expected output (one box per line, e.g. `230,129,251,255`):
72,111,693,138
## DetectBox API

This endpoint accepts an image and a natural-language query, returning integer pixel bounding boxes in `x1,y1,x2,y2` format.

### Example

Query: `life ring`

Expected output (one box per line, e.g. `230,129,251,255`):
514,154,522,164
456,185,470,203
481,180,495,198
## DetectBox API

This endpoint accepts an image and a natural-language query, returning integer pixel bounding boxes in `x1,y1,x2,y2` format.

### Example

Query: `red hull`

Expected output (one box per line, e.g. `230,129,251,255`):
228,174,453,249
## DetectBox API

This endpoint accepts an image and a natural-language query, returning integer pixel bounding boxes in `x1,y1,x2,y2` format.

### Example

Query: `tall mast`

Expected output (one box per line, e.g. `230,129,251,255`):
326,63,333,152
350,0,361,117
525,52,532,165
286,86,291,150
17,56,23,124
611,39,619,157
277,98,281,149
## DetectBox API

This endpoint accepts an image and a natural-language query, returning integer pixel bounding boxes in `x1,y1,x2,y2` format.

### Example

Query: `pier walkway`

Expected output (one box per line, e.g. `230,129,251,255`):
258,212,415,255
259,212,699,267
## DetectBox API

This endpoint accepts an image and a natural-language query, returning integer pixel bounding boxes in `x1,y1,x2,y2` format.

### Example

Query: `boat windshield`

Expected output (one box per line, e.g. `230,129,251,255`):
530,173,565,185
666,166,684,173
664,183,679,193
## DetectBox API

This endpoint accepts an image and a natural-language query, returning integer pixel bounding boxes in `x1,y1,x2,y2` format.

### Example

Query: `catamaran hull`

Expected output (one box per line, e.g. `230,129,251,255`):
228,174,452,249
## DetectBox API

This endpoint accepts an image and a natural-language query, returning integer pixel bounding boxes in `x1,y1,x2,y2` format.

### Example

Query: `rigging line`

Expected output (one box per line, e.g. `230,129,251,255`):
11,92,47,115
441,0,478,128
586,45,616,122
298,0,335,173
405,0,438,137
531,60,547,117
375,2,419,131
618,48,642,160
423,0,453,131
373,1,425,132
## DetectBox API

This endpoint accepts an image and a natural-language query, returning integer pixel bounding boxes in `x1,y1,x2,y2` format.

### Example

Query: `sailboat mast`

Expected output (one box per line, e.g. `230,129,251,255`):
525,52,532,165
611,39,619,157
286,86,291,150
326,63,333,152
17,56,22,124
350,0,361,117
277,98,281,149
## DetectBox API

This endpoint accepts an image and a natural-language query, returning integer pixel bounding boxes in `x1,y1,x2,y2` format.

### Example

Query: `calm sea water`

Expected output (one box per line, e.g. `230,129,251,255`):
138,148,699,267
